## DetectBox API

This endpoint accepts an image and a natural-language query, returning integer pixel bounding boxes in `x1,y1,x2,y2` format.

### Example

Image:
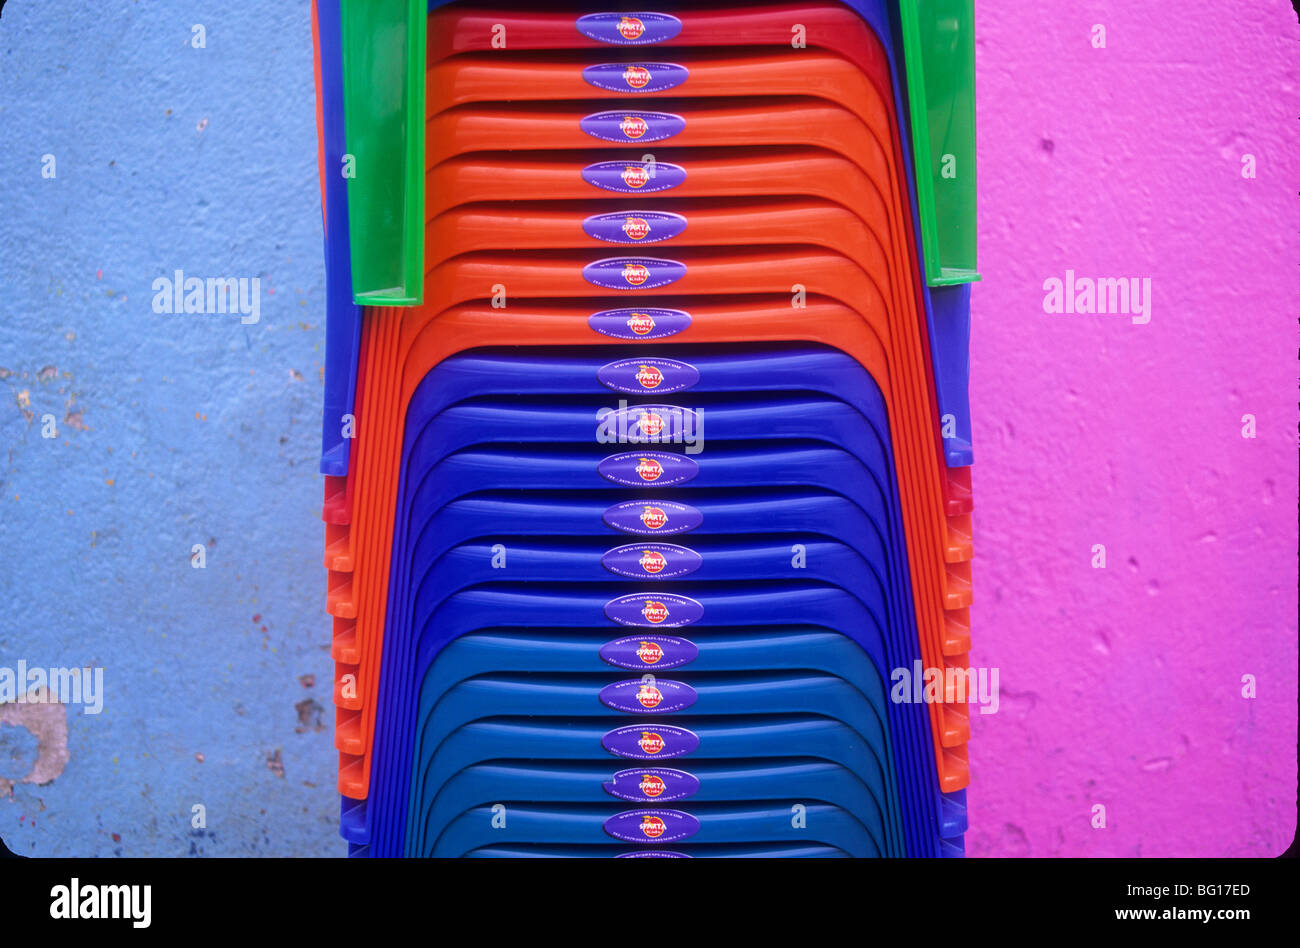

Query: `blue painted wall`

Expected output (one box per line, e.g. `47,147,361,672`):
0,0,342,856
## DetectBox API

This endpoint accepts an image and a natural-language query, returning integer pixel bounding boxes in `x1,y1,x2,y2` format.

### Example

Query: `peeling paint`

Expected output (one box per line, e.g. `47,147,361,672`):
0,688,70,797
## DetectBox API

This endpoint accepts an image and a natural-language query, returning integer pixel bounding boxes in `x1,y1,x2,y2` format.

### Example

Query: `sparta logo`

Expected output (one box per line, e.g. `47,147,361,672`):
623,263,650,285
638,412,666,436
635,456,663,481
618,16,646,40
639,551,667,575
637,639,665,662
627,312,656,334
640,506,668,529
641,600,669,624
640,815,667,838
639,774,666,797
623,65,652,89
636,684,663,708
622,217,652,240
622,165,650,189
635,364,663,388
620,115,649,139
639,731,665,754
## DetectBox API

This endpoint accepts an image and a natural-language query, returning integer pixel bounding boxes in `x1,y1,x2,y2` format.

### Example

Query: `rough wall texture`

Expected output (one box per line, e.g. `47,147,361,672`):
0,0,1294,858
968,2,1298,855
0,0,341,856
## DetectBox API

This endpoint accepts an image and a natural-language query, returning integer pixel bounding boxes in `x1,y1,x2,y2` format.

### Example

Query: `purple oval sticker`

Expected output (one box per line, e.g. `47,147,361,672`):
602,723,700,759
597,451,699,488
604,592,704,628
583,256,685,290
604,809,700,844
582,210,687,245
575,12,683,46
588,307,692,340
603,499,703,535
601,544,703,581
596,404,700,443
597,357,700,394
599,678,698,714
579,110,685,144
605,767,701,803
599,632,700,670
582,62,689,94
582,160,687,194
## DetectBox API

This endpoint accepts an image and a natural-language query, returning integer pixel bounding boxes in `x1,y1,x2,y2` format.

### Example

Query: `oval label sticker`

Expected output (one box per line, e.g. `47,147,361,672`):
576,12,683,45
604,809,701,844
603,499,703,535
583,210,687,245
615,850,691,858
582,161,687,194
583,256,685,290
596,404,700,443
604,592,704,628
602,724,700,759
605,767,701,803
601,544,703,581
588,307,692,340
597,452,699,488
599,632,700,670
597,357,699,394
582,62,689,94
599,678,698,714
579,110,685,144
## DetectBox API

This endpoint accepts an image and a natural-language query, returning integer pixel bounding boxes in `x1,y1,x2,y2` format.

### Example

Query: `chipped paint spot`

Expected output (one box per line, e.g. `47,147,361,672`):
294,698,324,734
0,687,70,797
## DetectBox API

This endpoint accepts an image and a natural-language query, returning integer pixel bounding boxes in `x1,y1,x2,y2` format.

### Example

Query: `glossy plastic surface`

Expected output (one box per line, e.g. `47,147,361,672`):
899,0,979,285
339,0,426,304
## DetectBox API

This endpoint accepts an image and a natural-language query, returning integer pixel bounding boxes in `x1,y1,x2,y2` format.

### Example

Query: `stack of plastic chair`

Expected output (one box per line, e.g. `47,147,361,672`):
312,0,979,857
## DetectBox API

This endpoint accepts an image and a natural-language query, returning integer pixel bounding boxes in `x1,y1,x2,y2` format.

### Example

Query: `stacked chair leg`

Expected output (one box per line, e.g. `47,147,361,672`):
313,0,979,858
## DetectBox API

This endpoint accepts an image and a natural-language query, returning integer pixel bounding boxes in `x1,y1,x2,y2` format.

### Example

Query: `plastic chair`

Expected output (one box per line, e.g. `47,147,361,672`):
427,801,881,858
419,760,896,856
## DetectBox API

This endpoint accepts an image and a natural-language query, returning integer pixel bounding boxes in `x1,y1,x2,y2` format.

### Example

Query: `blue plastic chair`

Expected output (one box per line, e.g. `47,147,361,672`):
365,441,940,855
428,801,881,858
466,843,851,858
341,714,919,853
418,759,893,857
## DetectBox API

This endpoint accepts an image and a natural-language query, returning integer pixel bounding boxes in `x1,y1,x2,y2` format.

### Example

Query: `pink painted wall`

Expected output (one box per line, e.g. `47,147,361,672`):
966,2,1298,856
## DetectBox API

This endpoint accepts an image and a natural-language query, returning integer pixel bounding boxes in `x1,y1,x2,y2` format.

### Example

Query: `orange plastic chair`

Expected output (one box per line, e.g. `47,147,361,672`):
426,48,893,133
330,219,971,799
328,259,972,800
429,146,902,224
328,296,972,798
424,197,894,303
428,2,894,82
427,98,893,185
